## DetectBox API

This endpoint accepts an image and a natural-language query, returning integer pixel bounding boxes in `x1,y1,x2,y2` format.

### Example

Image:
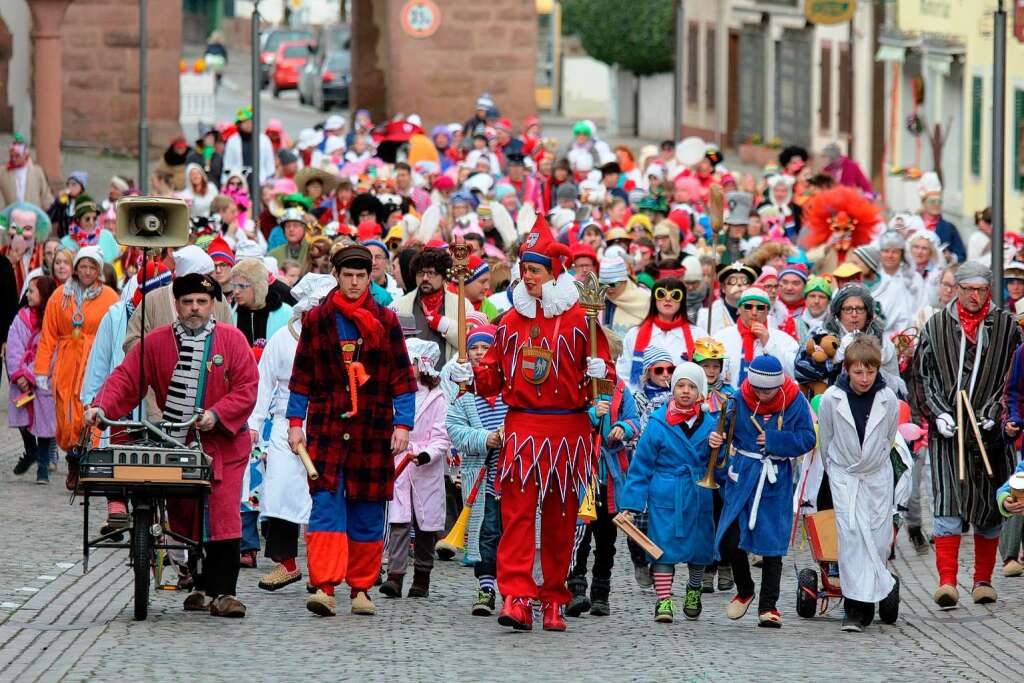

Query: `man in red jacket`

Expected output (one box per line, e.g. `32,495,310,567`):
451,217,613,632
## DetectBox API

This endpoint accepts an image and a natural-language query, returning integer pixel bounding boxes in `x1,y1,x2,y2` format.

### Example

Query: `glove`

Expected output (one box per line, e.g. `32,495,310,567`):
936,413,956,439
586,356,607,380
414,452,430,466
981,418,996,431
34,374,49,392
426,313,453,335
450,361,474,383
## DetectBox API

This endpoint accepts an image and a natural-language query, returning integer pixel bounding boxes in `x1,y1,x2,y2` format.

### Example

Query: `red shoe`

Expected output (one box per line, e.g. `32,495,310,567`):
542,602,566,632
497,597,533,631
239,551,258,569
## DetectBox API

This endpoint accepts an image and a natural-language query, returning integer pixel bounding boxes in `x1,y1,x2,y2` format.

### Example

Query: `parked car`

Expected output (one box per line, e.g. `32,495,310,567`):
259,27,314,88
298,49,350,111
271,40,312,96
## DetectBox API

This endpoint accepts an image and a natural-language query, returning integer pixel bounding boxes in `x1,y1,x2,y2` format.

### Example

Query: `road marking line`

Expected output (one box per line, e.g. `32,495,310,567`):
37,576,57,581
17,587,39,593
0,602,19,609
55,563,75,569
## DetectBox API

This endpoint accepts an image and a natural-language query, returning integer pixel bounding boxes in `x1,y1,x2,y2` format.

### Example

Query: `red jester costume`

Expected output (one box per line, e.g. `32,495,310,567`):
467,217,613,632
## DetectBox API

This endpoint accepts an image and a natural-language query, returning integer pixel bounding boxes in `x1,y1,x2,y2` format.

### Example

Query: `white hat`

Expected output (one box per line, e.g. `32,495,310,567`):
234,239,264,261
324,136,346,155
549,208,576,232
406,338,440,377
173,245,214,276
296,128,324,150
73,245,104,269
291,273,337,315
671,361,707,398
681,255,703,283
463,172,494,195
646,164,664,180
918,171,942,197
407,113,423,128
325,115,346,131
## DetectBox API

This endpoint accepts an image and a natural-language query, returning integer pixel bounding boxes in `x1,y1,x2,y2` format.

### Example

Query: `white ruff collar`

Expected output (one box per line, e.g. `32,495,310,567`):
512,272,579,319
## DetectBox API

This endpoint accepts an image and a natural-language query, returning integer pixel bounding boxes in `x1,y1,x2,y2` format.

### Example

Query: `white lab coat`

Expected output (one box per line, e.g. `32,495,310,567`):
815,385,902,603
247,322,311,525
873,268,924,336
222,132,276,185
696,299,736,335
713,324,799,389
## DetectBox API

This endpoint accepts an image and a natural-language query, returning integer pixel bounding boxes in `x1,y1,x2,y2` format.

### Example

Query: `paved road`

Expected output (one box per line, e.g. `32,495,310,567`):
0,385,1021,682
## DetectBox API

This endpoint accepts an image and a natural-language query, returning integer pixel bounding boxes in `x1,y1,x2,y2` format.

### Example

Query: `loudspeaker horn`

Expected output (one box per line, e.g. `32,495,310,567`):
115,197,191,248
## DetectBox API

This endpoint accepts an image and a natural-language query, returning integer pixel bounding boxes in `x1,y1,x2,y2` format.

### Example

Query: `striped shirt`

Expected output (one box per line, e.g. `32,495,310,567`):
474,394,508,496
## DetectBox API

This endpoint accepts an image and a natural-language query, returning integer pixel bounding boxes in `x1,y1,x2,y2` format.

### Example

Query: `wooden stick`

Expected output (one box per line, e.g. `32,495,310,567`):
613,514,663,560
960,390,993,478
294,443,319,481
956,388,965,482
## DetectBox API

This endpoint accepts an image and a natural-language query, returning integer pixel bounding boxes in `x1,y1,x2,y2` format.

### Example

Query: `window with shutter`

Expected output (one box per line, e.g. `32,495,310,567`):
820,43,832,131
971,76,983,177
706,27,717,112
838,44,851,134
688,23,700,106
1015,89,1024,192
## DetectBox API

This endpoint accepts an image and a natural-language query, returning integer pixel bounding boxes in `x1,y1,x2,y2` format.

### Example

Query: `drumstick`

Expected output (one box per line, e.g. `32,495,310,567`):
956,388,965,482
960,390,993,478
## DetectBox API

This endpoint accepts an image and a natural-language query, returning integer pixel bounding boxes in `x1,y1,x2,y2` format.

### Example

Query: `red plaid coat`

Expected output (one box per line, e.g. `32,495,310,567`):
289,289,416,499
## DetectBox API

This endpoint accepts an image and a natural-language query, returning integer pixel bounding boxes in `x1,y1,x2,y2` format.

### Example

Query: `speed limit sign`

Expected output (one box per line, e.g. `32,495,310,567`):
401,0,442,38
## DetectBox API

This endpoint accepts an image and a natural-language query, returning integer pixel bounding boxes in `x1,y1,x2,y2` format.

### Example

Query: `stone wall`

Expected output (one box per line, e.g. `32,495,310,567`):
353,0,537,128
61,0,182,153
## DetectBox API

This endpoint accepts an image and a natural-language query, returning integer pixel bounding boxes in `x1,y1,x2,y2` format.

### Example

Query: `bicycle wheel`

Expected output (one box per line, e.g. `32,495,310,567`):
132,505,152,621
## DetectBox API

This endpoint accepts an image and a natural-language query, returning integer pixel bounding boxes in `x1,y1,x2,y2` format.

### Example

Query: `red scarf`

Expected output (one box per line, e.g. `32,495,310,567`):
420,288,444,317
740,376,801,415
956,298,990,344
736,317,759,363
923,213,940,231
779,299,803,341
634,316,694,358
666,399,701,426
331,289,384,348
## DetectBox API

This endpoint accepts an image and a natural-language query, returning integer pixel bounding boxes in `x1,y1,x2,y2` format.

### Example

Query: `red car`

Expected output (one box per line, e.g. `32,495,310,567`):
271,40,312,96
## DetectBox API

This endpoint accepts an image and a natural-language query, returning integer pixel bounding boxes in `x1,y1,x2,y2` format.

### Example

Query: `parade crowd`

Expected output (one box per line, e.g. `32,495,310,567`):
2,92,1023,633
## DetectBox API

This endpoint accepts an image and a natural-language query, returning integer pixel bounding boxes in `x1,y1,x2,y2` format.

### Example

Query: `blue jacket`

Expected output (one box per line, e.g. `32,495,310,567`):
997,458,1024,518
586,381,639,509
619,404,718,565
715,389,816,557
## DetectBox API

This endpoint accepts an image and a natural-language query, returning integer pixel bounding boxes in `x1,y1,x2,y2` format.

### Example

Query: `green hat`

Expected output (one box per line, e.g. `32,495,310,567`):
804,275,833,299
280,192,313,212
737,287,771,308
235,106,253,122
571,121,593,138
74,194,99,219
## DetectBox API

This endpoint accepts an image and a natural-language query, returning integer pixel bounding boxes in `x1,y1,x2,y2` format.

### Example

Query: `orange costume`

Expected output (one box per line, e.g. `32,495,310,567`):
34,276,117,450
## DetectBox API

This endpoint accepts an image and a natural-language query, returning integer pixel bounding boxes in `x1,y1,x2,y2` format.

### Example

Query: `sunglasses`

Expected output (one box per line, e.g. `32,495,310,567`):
650,365,675,376
654,287,684,302
742,303,768,311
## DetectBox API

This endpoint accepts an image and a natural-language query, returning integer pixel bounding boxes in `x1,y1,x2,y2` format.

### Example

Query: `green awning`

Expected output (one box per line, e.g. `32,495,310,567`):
875,45,906,64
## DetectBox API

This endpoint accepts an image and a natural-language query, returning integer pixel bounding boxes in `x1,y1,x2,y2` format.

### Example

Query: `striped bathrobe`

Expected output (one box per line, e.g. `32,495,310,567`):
914,301,1021,528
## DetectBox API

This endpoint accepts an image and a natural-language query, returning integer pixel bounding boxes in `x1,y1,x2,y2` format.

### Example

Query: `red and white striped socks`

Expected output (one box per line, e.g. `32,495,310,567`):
653,571,674,600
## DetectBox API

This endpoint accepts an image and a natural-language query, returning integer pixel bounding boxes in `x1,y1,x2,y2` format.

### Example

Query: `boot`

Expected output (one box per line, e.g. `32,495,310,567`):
908,526,930,554
407,569,430,598
972,534,999,588
565,577,591,617
589,578,610,616
717,564,735,591
701,568,715,594
379,573,404,598
13,452,31,475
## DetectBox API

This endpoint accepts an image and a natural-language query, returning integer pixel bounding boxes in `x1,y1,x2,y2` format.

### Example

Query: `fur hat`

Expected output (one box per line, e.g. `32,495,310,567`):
231,258,269,308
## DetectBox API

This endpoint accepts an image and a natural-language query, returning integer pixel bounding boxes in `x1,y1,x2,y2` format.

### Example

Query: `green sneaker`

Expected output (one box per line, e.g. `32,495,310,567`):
683,586,702,620
472,588,496,616
655,598,675,623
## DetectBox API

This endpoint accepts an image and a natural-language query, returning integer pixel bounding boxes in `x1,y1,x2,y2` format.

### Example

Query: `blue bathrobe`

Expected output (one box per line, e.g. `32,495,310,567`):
714,387,816,557
619,404,718,565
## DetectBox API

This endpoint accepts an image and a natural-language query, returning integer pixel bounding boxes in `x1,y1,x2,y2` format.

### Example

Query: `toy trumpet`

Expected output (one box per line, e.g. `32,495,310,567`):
435,467,487,560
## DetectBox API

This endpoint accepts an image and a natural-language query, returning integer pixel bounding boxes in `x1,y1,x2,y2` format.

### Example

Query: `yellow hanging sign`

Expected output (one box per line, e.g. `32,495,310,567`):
805,0,857,25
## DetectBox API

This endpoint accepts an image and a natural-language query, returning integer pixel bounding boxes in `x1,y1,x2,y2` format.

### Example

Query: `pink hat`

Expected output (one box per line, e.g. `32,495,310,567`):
272,178,298,195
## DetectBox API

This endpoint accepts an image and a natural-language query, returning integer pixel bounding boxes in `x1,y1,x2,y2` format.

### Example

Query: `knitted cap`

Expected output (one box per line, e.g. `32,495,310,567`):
746,355,785,389
851,245,880,274
598,256,629,284
681,255,703,283
671,361,707,398
955,260,991,286
467,323,496,348
641,345,675,374
737,287,771,307
207,235,235,266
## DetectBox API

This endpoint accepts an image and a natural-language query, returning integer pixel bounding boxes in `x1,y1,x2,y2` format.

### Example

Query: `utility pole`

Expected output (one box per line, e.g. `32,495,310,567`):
138,0,148,194
992,0,1006,305
251,0,262,220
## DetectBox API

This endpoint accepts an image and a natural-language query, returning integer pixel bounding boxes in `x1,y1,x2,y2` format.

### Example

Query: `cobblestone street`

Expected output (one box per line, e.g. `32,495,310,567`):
0,395,1019,683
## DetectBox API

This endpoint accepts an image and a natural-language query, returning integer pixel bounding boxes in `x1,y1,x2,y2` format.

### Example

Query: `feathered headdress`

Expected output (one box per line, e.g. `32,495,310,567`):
799,186,881,252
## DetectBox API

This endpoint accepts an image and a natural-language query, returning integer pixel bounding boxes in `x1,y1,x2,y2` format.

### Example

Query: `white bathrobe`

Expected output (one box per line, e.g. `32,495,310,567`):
815,384,903,603
247,322,312,525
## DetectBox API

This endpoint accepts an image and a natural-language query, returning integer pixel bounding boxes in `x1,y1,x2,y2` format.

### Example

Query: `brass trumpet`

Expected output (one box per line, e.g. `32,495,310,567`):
697,392,734,490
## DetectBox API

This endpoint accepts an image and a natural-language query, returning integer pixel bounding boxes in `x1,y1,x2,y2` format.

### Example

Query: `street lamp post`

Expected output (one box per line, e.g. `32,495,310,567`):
992,0,1006,305
138,0,148,194
250,0,262,220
